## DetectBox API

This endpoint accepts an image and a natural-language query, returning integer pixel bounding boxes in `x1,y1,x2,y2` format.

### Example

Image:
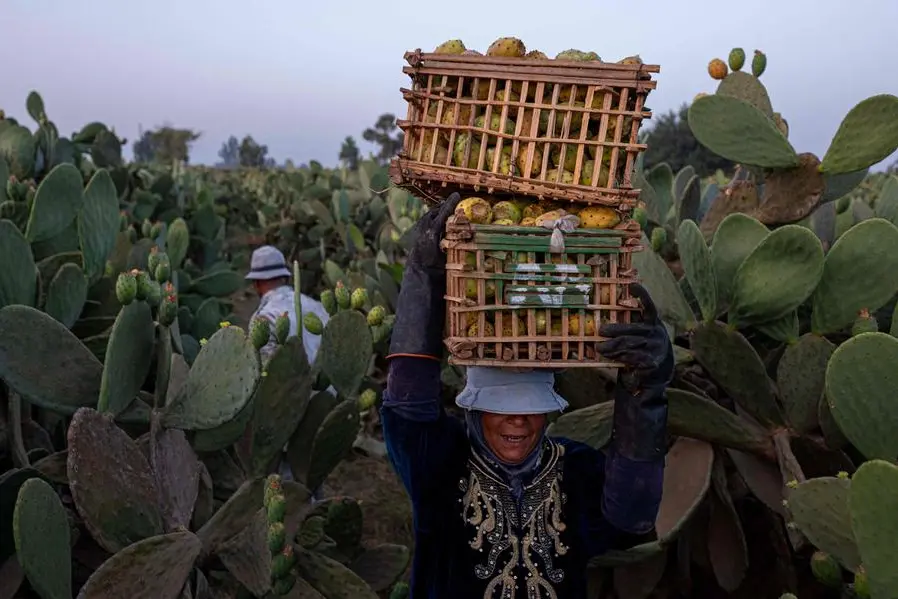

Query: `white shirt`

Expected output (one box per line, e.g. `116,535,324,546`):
250,285,330,365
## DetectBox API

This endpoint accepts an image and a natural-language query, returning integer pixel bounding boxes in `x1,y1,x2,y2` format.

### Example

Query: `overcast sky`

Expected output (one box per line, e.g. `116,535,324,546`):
2,0,896,169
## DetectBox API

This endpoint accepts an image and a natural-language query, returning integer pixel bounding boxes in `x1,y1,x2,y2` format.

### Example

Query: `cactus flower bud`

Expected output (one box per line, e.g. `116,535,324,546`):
303,312,323,335
158,294,178,326
115,271,138,305
264,474,283,507
274,312,290,345
358,388,377,411
366,305,386,326
320,289,337,316
350,287,368,310
267,493,287,524
810,551,843,589
334,281,350,310
267,522,287,554
271,544,296,578
153,252,171,283
851,308,878,336
250,318,272,350
134,269,151,300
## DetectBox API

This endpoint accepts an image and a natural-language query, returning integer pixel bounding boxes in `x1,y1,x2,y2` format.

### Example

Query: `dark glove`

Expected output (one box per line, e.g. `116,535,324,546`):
387,192,462,360
596,283,674,461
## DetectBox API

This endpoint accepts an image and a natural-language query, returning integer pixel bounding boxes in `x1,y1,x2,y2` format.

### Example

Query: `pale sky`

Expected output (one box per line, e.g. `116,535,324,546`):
2,1,896,169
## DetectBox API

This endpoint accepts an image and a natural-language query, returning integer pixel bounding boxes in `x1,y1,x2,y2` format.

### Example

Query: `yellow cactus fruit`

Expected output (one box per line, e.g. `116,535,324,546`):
464,279,478,299
452,134,483,169
582,51,601,61
525,50,548,60
520,216,537,227
434,39,466,54
568,314,597,335
467,321,496,337
535,209,568,227
545,169,575,184
495,90,520,103
708,58,728,80
535,313,547,334
486,37,526,58
500,317,528,336
456,197,493,224
578,206,621,229
617,55,643,65
522,203,546,219
515,144,544,177
474,114,516,135
492,201,522,223
485,146,514,175
555,49,586,61
440,104,475,138
600,285,612,304
493,218,515,225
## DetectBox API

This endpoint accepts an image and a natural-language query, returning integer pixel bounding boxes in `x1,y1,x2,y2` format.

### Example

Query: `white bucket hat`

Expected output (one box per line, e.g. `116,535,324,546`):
245,245,292,280
455,367,569,415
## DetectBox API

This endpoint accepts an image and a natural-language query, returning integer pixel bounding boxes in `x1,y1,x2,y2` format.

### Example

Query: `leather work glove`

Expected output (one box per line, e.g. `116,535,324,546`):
597,283,674,461
387,192,462,361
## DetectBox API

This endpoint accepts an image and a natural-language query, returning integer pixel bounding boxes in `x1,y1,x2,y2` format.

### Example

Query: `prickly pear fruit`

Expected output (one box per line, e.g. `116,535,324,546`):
578,206,620,229
359,388,377,410
274,312,290,345
632,206,648,230
153,253,171,283
708,58,728,80
271,545,296,578
390,582,410,599
264,474,283,507
350,287,368,310
320,289,337,316
434,39,466,54
456,197,493,224
268,522,287,554
367,305,386,326
851,309,878,336
651,227,667,252
150,221,163,239
148,246,161,275
250,317,271,350
854,566,870,599
751,50,767,77
303,312,323,335
272,573,296,595
334,282,351,310
810,551,842,588
728,48,746,71
486,36,526,58
115,271,138,304
267,493,287,524
127,226,138,243
134,270,153,301
158,293,178,326
492,201,522,223
140,219,152,238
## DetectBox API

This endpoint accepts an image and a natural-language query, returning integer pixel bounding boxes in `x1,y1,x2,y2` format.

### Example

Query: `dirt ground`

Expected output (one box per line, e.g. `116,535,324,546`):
230,289,415,555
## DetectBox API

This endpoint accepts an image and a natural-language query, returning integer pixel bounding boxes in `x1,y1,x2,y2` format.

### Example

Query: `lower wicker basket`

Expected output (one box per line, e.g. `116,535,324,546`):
442,214,643,368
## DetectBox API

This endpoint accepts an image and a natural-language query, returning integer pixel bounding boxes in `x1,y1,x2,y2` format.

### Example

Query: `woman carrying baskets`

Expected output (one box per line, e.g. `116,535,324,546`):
382,192,673,599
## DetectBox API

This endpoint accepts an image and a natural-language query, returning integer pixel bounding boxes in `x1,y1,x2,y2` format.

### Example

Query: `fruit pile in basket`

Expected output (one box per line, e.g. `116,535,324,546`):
453,195,644,230
431,36,643,64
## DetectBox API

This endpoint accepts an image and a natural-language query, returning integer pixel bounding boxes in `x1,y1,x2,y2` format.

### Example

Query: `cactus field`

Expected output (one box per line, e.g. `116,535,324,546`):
2,45,898,599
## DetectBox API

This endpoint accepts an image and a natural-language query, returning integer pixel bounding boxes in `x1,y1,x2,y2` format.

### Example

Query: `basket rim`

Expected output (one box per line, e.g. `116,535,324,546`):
405,49,661,75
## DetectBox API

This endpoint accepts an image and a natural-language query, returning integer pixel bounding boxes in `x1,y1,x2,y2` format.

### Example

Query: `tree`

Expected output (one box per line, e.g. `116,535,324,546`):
217,135,240,167
641,103,734,178
238,135,271,168
339,136,360,169
132,125,201,164
362,114,404,166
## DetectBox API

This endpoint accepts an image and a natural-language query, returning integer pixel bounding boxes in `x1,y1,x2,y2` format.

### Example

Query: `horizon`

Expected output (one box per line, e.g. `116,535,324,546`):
3,0,897,170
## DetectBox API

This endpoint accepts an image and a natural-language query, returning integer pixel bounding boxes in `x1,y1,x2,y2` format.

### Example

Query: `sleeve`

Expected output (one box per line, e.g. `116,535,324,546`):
575,443,665,557
380,357,467,508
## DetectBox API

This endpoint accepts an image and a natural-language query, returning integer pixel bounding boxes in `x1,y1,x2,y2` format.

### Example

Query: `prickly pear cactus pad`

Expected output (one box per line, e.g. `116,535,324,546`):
810,218,898,335
24,163,84,243
75,531,202,599
0,305,103,410
715,71,774,117
67,407,165,553
305,399,362,492
149,427,200,531
788,477,861,571
316,310,373,399
820,94,898,174
677,219,717,322
709,214,769,309
295,546,380,599
728,225,824,327
13,477,72,599
0,219,38,309
849,460,898,598
776,333,835,434
97,300,156,415
163,325,260,430
44,262,89,328
825,332,898,461
631,233,695,333
78,169,121,282
196,477,265,555
349,544,411,591
654,437,714,541
216,509,272,596
687,95,799,168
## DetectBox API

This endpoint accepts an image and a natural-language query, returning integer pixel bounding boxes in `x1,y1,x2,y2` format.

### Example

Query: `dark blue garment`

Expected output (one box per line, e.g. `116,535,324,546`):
382,357,665,599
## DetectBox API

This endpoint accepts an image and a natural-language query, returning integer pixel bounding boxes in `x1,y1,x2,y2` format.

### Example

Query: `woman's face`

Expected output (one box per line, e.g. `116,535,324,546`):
481,412,547,464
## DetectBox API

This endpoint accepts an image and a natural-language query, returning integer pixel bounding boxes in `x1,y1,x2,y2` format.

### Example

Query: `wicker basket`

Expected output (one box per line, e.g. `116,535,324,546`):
389,50,659,208
442,213,643,368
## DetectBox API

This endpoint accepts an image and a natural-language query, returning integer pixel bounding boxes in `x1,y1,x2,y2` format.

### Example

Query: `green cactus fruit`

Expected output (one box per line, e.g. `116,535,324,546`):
144,280,162,307
854,566,870,599
150,221,163,239
367,305,386,326
350,287,368,310
650,226,667,252
274,312,290,345
810,551,843,588
166,217,190,269
154,253,171,283
104,261,114,277
141,219,152,238
359,388,377,410
271,544,297,578
264,474,283,508
148,246,161,275
851,309,878,336
127,226,138,243
335,281,351,310
115,271,138,305
267,493,287,524
728,47,746,71
751,50,767,77
251,317,272,351
135,269,152,300
158,291,178,326
303,312,324,335
268,522,287,554
390,582,410,599
632,206,648,230
272,573,296,595
321,289,338,316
